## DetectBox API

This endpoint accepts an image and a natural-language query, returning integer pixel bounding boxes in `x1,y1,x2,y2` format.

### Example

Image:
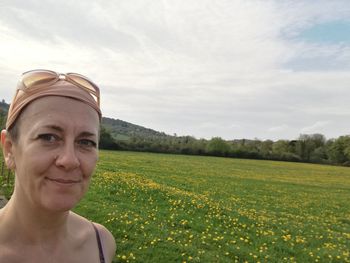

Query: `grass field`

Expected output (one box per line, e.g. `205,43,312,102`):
73,150,350,263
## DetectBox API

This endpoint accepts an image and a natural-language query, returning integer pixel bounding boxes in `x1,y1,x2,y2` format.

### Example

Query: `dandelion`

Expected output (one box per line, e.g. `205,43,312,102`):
87,151,350,263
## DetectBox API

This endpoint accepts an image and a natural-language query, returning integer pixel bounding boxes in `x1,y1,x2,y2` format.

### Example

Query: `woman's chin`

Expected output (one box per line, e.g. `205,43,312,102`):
41,197,81,212
39,183,86,212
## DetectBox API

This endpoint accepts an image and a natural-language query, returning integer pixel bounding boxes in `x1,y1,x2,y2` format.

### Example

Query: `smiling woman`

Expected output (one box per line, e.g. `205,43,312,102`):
0,70,116,263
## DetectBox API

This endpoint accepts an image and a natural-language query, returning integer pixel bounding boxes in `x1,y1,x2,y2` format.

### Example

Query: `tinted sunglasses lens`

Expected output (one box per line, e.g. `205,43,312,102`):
68,73,99,94
68,73,100,105
22,71,57,88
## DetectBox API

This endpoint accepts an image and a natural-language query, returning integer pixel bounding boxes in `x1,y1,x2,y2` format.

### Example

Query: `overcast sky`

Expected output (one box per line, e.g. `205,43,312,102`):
0,0,349,140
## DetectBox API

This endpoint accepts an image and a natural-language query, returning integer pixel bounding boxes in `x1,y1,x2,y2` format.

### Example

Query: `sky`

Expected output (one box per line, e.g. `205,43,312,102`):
0,0,349,141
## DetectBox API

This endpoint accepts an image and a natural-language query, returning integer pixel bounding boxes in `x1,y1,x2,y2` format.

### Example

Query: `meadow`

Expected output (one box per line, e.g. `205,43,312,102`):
73,150,349,262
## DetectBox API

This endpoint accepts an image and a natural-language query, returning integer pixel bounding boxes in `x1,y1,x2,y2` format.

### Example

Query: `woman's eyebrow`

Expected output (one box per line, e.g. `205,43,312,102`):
40,126,96,137
79,131,97,137
43,125,64,132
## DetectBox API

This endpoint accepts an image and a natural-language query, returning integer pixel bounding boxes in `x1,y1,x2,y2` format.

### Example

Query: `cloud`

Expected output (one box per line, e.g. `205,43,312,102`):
0,1,141,50
268,125,289,133
300,121,331,134
0,0,349,140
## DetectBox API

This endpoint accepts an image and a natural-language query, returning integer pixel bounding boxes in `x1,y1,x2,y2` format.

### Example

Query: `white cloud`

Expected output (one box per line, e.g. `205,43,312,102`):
268,125,289,133
300,121,331,134
0,0,349,140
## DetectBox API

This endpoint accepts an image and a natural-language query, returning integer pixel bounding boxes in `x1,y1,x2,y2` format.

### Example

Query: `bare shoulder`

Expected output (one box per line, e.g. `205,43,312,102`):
93,222,116,261
69,212,116,262
68,211,92,234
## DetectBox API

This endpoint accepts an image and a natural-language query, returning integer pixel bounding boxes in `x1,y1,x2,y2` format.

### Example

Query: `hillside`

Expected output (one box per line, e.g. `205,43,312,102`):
0,100,9,112
102,117,170,141
0,100,9,128
0,100,172,141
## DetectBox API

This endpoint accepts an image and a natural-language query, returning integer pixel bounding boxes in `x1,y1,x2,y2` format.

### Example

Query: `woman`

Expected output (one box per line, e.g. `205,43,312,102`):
0,70,116,262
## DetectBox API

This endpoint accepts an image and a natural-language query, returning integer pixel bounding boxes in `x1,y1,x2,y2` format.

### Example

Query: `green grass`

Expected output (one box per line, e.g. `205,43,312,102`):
73,151,347,262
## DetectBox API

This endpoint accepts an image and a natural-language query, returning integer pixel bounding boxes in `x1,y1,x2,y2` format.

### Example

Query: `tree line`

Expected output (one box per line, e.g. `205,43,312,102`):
1,107,349,166
100,126,350,166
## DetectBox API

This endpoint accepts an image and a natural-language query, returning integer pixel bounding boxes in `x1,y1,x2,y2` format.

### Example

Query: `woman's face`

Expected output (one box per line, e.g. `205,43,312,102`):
8,96,100,212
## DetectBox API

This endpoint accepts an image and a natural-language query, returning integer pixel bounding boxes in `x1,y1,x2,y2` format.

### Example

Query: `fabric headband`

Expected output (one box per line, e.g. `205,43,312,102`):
5,81,102,130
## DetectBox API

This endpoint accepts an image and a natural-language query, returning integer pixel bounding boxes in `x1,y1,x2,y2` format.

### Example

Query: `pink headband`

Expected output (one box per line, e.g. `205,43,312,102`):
6,80,102,130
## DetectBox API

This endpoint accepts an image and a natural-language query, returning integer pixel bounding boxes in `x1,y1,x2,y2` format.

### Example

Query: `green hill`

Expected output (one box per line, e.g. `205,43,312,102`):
0,100,172,141
102,117,170,141
0,100,9,112
0,100,9,129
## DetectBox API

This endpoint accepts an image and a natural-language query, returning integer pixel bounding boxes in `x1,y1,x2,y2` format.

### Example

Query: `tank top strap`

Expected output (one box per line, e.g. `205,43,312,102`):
92,222,106,263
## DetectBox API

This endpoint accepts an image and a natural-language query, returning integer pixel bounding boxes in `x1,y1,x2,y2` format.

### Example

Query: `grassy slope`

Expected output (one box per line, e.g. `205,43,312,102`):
75,151,350,263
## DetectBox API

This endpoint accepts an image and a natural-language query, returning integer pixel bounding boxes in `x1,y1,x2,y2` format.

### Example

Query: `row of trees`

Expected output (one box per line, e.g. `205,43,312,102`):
100,129,350,166
2,109,349,166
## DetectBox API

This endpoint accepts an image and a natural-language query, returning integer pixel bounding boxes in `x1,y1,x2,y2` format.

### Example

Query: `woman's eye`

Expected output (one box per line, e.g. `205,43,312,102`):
38,134,58,142
78,139,97,148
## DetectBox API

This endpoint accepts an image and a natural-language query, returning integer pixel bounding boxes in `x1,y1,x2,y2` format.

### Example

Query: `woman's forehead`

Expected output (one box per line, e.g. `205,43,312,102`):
18,96,100,130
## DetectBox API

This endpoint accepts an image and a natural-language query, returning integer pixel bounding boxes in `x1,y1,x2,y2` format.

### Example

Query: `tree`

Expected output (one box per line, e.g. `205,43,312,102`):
327,136,350,165
310,147,327,163
99,126,119,150
296,134,326,162
260,140,273,158
272,140,290,156
272,140,300,161
206,137,230,156
0,109,6,130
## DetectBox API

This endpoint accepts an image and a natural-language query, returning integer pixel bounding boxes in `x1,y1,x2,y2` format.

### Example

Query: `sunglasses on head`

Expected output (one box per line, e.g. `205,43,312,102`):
18,69,100,106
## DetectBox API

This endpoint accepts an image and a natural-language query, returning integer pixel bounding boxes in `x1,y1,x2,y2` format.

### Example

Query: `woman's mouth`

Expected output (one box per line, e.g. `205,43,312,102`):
45,177,81,184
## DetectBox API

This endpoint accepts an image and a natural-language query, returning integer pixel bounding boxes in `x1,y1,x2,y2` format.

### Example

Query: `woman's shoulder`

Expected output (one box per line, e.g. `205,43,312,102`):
69,212,116,262
91,222,116,262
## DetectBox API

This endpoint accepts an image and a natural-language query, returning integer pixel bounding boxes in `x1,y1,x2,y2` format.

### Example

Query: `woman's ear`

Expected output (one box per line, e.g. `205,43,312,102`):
1,129,15,170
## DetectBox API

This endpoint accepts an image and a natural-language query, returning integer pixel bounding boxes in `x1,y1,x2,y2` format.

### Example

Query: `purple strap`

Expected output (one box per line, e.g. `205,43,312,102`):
92,223,106,263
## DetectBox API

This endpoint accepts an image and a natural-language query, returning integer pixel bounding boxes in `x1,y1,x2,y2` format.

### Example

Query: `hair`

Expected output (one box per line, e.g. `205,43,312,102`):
6,103,27,143
7,119,20,143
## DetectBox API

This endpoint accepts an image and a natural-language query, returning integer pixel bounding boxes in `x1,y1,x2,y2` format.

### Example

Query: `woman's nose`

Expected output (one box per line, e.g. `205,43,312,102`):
55,143,80,170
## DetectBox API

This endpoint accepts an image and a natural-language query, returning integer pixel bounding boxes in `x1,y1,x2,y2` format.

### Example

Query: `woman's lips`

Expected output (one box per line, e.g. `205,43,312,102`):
46,177,81,184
